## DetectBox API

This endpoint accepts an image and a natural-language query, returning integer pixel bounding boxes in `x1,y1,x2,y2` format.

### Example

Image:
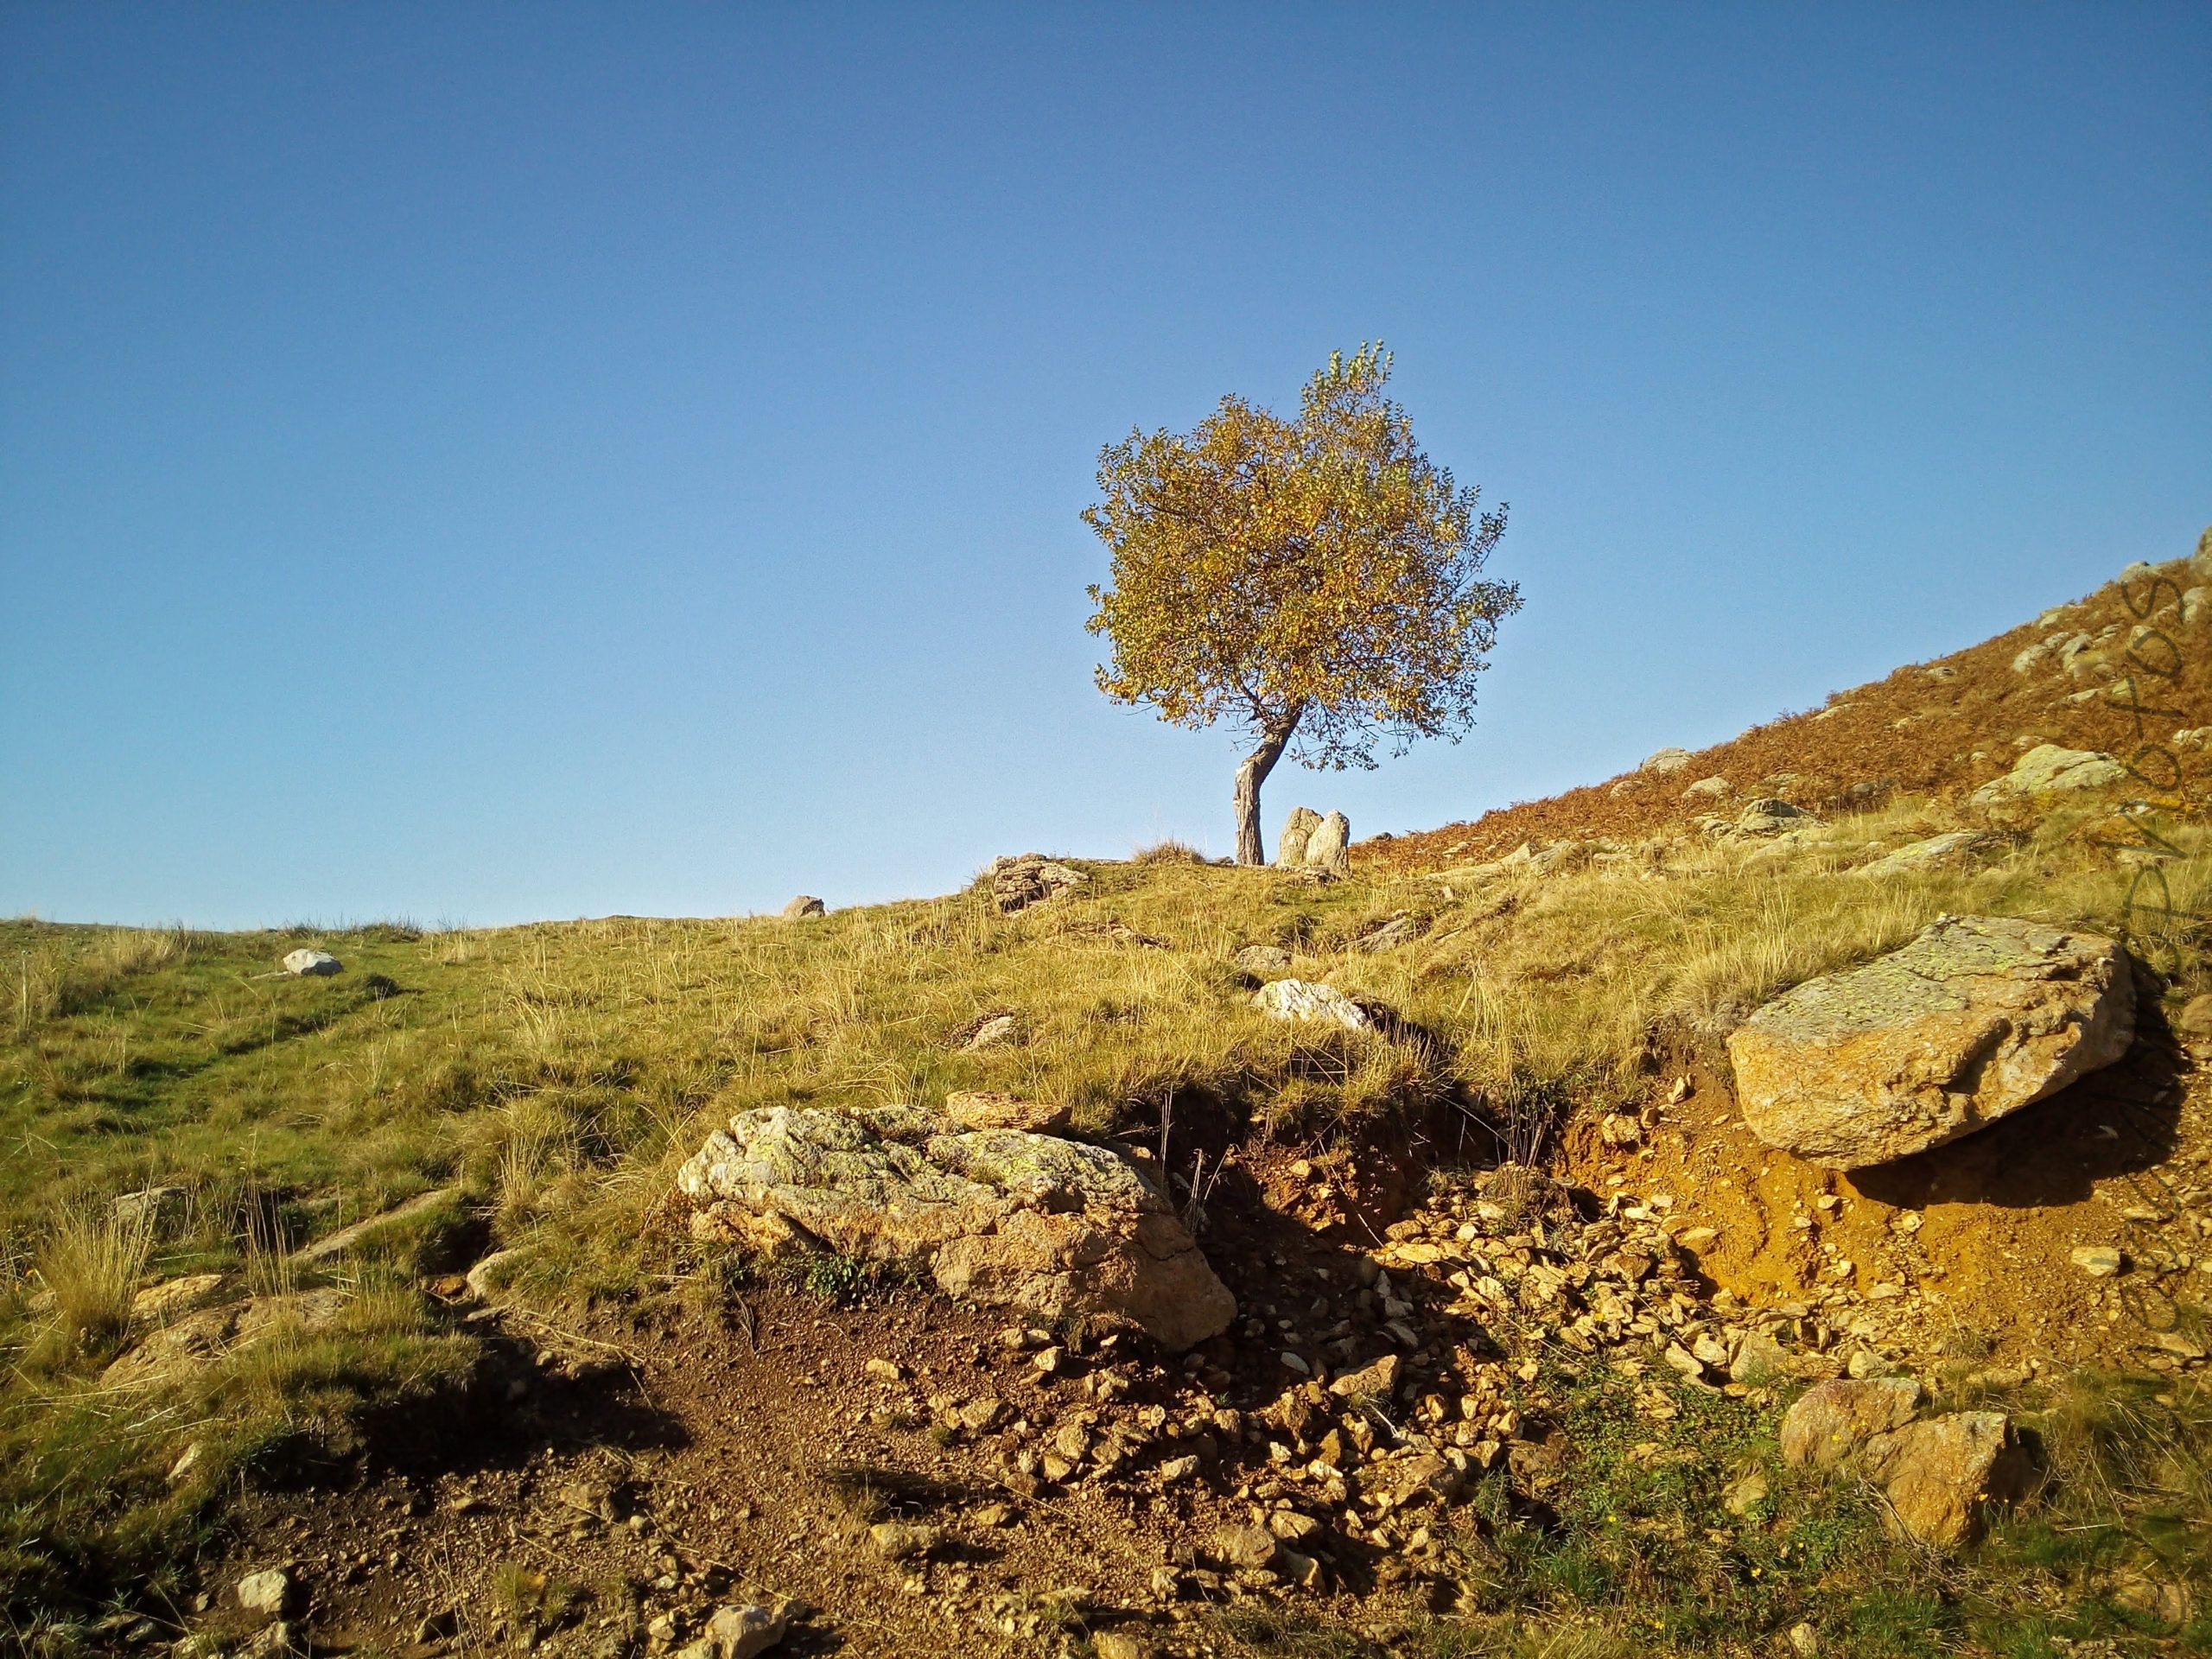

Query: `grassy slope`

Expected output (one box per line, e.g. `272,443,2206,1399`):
5,550,2212,1654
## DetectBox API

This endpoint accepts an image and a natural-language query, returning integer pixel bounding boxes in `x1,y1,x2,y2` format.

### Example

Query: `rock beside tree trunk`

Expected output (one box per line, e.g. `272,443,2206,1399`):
677,1104,1236,1351
1276,806,1321,868
1726,914,2134,1169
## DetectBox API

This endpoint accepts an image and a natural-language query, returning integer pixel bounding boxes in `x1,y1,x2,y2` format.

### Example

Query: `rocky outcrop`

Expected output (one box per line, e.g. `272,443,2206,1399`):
677,1106,1235,1351
1274,807,1349,874
1782,1379,2032,1546
990,855,1087,916
1727,915,2134,1168
1251,979,1370,1032
1969,743,2127,804
103,1289,352,1387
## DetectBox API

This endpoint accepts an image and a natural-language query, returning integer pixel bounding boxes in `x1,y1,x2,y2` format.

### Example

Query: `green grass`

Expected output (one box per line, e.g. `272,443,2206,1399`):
3,792,2210,1647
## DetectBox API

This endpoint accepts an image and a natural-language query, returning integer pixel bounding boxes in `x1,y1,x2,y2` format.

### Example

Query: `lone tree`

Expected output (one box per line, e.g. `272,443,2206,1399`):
1084,345,1518,865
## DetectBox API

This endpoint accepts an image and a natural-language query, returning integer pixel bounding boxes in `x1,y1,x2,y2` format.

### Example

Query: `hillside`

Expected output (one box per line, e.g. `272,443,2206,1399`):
4,538,2212,1659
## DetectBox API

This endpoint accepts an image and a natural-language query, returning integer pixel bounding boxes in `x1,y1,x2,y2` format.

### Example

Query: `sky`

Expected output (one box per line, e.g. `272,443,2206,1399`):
3,3,2208,929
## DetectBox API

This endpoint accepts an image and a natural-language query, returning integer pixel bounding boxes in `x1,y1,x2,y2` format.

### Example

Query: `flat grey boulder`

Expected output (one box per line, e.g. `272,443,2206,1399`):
1727,915,2134,1168
1252,978,1370,1032
1854,830,1997,879
281,949,342,977
1969,743,2126,805
677,1105,1235,1351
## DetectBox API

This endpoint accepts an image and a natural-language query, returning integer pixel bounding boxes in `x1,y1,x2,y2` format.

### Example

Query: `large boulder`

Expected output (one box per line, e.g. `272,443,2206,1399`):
780,895,826,919
1251,979,1370,1032
1727,915,2134,1168
1303,811,1351,875
677,1106,1235,1351
1969,744,2126,805
1276,806,1322,868
281,949,342,977
1782,1380,2031,1547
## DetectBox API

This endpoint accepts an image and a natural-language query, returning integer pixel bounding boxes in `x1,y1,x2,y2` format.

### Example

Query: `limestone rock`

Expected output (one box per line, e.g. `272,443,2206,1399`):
1276,807,1321,868
677,1106,1235,1350
779,895,825,920
1854,831,1996,880
991,855,1086,915
1969,743,2127,805
1251,979,1370,1032
1727,915,2134,1168
281,949,341,977
943,1090,1069,1134
1234,944,1293,976
1781,1377,1923,1470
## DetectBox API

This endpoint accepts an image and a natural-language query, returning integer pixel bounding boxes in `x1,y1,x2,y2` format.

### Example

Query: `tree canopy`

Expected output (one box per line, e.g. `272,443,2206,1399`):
1084,344,1518,862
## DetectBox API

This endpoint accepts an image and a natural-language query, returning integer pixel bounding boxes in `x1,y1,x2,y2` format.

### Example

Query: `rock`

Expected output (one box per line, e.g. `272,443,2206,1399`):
1726,915,2135,1169
1780,1377,1923,1470
1731,1330,1788,1384
1786,1623,1819,1659
1734,798,1814,836
464,1247,526,1302
868,1520,940,1561
1302,811,1351,875
2173,994,2212,1037
698,1603,786,1658
1598,1112,1641,1148
1863,1410,2029,1546
990,855,1087,916
1091,1634,1160,1659
1681,776,1731,799
130,1273,226,1325
2011,641,2054,675
1211,1523,1278,1571
293,1186,457,1264
1640,747,1694,774
240,1623,296,1657
1351,912,1424,952
113,1185,189,1232
1722,1468,1770,1515
2069,1244,2124,1277
1330,1352,1403,1402
281,949,341,977
1251,979,1370,1032
168,1441,204,1484
863,1357,904,1382
2185,587,2209,626
104,1290,351,1388
780,896,825,920
960,1014,1021,1052
236,1568,294,1618
1276,807,1322,868
1968,743,2127,805
2196,525,2212,576
1234,944,1293,976
1854,831,1996,880
943,1090,1070,1134
677,1106,1236,1350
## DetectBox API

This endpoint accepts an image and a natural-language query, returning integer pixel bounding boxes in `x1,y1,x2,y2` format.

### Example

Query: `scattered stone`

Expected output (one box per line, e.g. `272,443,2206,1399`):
1091,1634,1160,1659
464,1247,526,1302
1733,798,1814,836
104,1291,351,1388
1968,743,2127,804
696,1602,786,1659
779,895,826,920
281,949,341,977
1251,979,1370,1032
1727,915,2135,1169
1351,912,1425,952
960,1014,1021,1052
678,1106,1236,1350
130,1273,226,1325
1681,776,1731,799
112,1185,188,1232
863,1357,905,1382
868,1520,941,1561
1234,944,1294,976
236,1567,294,1619
2173,994,2212,1038
943,1090,1070,1134
1640,747,1694,774
1211,1523,1278,1571
2070,1245,2124,1277
1723,1468,1770,1515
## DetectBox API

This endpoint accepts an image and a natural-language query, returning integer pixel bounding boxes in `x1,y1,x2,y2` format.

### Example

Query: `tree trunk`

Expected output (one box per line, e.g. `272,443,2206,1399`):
1232,708,1302,867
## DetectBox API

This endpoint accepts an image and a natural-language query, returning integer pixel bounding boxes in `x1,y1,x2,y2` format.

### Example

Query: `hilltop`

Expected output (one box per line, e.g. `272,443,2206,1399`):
4,537,2211,1659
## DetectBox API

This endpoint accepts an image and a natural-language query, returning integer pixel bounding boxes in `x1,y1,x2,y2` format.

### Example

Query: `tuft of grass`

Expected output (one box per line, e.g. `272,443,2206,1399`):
32,1200,154,1365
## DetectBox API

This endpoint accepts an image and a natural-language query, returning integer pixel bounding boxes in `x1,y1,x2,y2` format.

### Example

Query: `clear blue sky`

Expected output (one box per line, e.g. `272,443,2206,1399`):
4,4,2207,928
